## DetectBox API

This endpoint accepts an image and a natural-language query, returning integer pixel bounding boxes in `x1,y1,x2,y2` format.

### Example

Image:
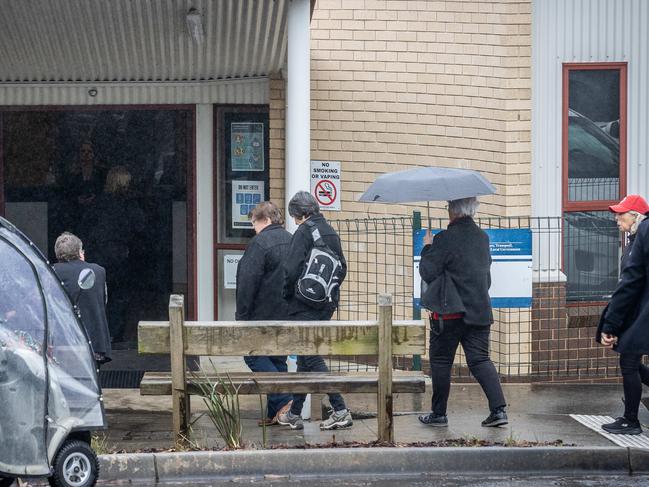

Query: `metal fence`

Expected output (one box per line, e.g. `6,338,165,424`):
327,213,638,382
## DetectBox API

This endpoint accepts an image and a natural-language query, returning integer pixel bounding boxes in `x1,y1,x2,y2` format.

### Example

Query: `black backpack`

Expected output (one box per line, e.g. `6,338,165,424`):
295,220,344,307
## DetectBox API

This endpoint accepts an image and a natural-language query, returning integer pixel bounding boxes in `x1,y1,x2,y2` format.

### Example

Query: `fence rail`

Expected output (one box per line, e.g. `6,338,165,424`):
328,213,641,382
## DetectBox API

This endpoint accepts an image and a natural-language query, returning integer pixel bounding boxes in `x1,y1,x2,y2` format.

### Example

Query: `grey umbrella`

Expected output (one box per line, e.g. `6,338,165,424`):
359,166,496,204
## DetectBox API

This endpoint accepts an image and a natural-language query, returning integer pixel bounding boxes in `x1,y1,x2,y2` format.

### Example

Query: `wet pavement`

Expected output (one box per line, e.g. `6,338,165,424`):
99,383,649,452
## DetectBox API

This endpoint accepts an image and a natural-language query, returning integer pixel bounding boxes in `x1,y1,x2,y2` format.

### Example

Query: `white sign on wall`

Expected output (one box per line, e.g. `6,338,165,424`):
223,255,242,289
310,160,341,211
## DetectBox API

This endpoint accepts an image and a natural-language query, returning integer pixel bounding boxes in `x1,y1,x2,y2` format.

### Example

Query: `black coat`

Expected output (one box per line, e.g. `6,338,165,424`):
596,233,638,344
601,221,649,355
53,259,112,360
235,224,292,321
282,214,347,318
419,216,493,326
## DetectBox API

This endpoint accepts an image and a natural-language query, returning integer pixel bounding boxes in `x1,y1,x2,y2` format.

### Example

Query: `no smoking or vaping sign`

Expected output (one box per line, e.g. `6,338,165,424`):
310,161,341,211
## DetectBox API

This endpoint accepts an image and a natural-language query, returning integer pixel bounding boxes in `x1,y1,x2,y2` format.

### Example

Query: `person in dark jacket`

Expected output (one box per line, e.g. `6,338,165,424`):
53,232,112,366
80,166,145,343
235,201,293,426
418,197,507,428
277,191,352,431
598,194,649,435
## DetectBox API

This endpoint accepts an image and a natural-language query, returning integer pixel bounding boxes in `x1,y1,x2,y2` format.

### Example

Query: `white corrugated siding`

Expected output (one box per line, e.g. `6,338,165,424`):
532,0,649,217
0,0,288,83
0,78,269,105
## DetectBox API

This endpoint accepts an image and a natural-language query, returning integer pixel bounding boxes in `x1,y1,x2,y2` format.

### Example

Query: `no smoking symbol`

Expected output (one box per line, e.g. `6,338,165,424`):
315,179,337,206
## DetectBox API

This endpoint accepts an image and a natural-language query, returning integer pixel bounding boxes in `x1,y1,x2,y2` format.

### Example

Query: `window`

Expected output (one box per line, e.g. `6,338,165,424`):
562,64,627,302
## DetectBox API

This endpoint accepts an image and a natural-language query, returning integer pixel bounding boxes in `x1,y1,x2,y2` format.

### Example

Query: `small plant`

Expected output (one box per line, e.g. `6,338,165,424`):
91,433,110,455
504,428,520,447
189,360,243,449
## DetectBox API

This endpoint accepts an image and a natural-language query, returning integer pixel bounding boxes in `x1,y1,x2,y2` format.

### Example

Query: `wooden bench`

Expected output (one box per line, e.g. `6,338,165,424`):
138,293,426,443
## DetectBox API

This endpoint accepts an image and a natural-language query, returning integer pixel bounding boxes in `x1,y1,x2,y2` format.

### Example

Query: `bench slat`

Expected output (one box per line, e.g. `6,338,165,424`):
138,320,427,356
140,371,426,395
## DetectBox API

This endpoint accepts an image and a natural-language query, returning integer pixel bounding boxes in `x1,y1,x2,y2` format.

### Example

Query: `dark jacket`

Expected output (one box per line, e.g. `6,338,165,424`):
53,259,112,361
282,214,347,319
601,221,649,354
596,233,639,344
419,216,493,326
235,224,292,321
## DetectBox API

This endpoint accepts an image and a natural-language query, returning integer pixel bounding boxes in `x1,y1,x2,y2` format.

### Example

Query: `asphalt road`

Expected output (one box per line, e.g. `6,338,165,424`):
100,475,649,486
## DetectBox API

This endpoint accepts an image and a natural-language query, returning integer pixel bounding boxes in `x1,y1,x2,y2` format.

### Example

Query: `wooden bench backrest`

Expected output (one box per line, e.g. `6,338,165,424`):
138,319,426,356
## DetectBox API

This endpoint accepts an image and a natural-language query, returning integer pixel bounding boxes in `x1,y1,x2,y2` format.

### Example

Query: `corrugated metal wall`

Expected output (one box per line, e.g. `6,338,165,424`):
0,78,269,105
0,0,288,83
532,0,649,217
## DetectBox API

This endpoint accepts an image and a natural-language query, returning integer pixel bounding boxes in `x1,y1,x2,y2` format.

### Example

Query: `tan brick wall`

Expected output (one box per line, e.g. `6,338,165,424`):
269,74,286,209
307,0,532,220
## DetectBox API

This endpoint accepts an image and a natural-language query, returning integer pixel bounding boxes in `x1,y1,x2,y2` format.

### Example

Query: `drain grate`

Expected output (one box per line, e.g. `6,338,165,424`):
570,414,649,449
99,370,145,389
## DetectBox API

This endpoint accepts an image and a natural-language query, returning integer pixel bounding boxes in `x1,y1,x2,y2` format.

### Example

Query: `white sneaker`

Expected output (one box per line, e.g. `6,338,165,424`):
319,408,353,430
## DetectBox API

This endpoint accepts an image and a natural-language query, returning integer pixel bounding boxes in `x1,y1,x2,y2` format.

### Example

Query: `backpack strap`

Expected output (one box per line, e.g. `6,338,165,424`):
305,219,325,247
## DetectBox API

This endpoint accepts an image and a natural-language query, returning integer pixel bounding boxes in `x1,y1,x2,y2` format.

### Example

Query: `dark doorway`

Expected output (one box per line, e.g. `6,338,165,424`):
1,107,195,386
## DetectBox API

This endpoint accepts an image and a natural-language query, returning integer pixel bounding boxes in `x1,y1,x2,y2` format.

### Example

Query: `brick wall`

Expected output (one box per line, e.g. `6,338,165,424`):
531,282,620,382
309,0,532,220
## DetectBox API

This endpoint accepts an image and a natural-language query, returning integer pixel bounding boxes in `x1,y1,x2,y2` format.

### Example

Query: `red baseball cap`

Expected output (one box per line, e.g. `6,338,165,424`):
609,194,649,215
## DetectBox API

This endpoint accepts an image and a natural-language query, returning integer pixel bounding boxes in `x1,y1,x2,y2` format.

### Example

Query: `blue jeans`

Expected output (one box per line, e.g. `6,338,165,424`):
244,355,292,419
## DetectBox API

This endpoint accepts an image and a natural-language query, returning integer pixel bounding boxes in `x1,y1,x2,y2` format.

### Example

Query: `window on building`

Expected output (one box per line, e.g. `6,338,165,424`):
562,64,627,302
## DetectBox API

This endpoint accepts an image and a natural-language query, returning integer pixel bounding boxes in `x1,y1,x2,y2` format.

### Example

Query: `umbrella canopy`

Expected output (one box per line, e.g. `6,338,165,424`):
359,166,496,203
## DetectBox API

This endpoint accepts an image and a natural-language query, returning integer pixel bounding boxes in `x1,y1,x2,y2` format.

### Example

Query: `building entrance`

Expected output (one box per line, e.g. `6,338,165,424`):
1,107,194,386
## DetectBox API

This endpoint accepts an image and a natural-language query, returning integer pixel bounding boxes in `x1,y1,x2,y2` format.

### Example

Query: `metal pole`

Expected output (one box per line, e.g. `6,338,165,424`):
412,211,422,372
285,0,311,233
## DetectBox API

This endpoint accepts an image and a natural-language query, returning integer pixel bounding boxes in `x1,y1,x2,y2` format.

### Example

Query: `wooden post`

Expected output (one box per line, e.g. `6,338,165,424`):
169,294,189,444
377,293,394,443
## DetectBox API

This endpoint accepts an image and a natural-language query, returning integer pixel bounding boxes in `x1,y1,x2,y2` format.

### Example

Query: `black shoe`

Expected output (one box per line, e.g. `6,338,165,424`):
601,417,642,435
418,413,448,427
482,408,508,427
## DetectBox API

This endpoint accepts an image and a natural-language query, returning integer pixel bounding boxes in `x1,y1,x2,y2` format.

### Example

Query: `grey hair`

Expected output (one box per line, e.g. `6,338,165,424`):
55,232,83,262
448,197,479,219
629,211,647,235
288,190,320,219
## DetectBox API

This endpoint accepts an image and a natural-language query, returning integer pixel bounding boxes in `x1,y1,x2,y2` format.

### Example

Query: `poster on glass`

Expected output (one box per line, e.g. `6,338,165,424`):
231,180,264,229
231,122,264,172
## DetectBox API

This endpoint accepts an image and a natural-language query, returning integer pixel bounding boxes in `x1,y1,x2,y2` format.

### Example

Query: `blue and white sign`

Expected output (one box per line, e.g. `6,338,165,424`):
414,228,532,309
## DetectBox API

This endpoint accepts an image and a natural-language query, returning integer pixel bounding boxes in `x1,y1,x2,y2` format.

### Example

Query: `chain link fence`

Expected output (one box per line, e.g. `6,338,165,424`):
327,213,638,382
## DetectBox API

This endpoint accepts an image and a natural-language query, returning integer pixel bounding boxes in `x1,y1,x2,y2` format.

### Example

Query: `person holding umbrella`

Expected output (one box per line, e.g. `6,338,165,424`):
417,197,507,428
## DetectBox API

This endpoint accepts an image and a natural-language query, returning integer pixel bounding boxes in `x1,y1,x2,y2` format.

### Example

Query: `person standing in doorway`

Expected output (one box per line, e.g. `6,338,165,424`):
53,232,112,366
278,191,352,431
81,166,145,344
598,194,649,435
235,201,293,426
418,197,507,428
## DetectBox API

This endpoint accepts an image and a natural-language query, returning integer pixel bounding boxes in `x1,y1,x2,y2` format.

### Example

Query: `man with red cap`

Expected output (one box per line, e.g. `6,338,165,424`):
598,194,649,435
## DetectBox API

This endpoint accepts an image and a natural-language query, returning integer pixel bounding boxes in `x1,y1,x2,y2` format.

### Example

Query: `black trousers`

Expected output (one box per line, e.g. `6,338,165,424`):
429,318,506,415
620,353,649,421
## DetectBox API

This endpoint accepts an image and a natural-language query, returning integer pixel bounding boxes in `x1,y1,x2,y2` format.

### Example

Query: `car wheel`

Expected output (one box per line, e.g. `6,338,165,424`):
48,440,99,487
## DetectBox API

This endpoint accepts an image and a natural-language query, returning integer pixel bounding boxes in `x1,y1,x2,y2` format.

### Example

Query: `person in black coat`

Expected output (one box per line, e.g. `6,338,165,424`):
418,197,507,428
53,232,111,365
235,201,293,426
598,194,649,435
277,191,352,431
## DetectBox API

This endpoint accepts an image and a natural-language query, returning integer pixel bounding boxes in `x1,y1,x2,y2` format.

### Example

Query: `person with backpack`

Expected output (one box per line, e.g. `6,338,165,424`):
277,191,352,430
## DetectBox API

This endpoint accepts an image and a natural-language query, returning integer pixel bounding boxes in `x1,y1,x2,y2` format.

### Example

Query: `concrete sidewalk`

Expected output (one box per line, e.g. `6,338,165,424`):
100,383,649,452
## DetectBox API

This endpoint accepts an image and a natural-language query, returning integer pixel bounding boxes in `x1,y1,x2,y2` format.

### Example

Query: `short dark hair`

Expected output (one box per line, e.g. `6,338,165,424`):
288,191,320,219
55,232,83,262
250,201,284,225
